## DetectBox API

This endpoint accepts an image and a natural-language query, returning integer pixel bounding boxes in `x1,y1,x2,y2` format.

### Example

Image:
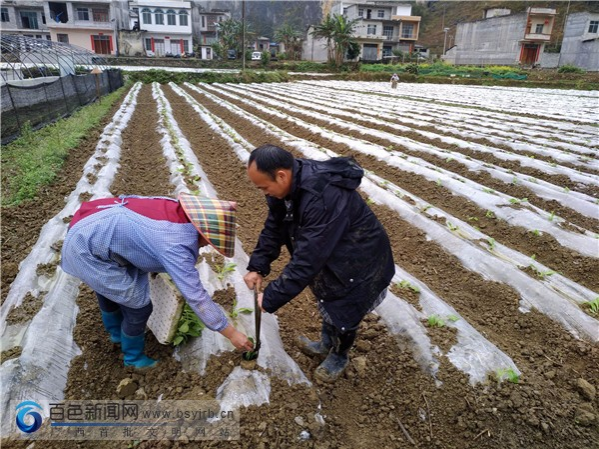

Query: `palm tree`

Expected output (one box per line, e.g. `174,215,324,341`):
311,14,336,64
275,24,302,60
312,14,359,68
331,14,359,67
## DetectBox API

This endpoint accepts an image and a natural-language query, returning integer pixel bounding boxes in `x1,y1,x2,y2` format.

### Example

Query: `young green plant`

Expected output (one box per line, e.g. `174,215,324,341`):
172,303,205,346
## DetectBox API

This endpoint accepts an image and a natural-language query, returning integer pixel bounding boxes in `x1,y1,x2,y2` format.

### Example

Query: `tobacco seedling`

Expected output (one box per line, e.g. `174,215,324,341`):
396,280,420,294
496,368,520,384
446,222,458,231
229,297,253,319
485,210,495,219
243,337,258,360
436,179,442,187
216,262,237,282
447,315,459,323
530,229,541,236
366,198,375,206
487,238,496,251
427,315,445,327
529,263,556,279
583,297,599,315
509,197,527,205
548,211,556,222
482,188,495,194
563,186,570,193
467,216,478,222
172,304,205,346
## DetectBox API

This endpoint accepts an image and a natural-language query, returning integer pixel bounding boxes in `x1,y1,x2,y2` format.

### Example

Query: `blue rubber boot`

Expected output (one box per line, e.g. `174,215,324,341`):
298,321,335,359
120,331,157,369
100,310,123,344
314,328,357,383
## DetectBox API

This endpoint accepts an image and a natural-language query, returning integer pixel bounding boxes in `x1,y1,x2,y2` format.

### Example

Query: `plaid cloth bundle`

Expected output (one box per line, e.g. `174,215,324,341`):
179,193,237,258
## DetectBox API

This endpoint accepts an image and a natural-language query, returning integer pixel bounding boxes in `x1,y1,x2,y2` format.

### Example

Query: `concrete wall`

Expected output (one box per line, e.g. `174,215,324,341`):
559,12,599,71
540,52,559,69
452,13,527,65
302,26,328,62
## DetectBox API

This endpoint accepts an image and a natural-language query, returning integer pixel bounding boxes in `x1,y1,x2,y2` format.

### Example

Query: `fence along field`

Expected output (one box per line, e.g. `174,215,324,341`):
1,80,597,448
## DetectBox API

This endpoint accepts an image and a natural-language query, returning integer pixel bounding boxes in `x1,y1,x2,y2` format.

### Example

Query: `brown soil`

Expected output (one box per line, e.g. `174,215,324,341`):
2,82,597,449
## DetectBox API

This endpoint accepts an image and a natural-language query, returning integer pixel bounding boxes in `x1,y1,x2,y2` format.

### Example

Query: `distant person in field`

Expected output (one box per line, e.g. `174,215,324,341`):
390,73,400,89
244,145,395,382
61,194,253,369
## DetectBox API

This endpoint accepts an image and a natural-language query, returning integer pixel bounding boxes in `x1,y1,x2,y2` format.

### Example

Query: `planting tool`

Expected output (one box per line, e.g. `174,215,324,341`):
253,288,262,356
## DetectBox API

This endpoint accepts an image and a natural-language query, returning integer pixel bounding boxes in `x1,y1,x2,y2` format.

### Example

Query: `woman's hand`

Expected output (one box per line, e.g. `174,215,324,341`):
220,325,254,351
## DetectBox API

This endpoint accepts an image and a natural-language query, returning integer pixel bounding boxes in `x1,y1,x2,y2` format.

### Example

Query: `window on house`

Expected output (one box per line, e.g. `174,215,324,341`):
142,8,151,24
358,8,363,17
92,35,111,54
154,9,164,25
378,10,385,19
201,16,205,27
383,25,394,39
92,9,109,22
401,23,414,38
145,38,152,50
77,8,89,21
166,9,176,25
367,24,377,35
1,8,8,22
535,23,544,34
183,40,189,52
42,14,46,24
179,11,188,26
57,33,69,43
20,12,39,29
589,21,599,33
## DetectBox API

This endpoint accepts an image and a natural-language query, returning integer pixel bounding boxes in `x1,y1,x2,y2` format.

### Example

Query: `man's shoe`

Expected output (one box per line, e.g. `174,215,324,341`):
297,321,335,358
314,351,349,382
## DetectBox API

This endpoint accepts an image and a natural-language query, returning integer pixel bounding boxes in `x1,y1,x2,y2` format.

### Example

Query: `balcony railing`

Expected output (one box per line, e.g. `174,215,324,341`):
524,32,551,41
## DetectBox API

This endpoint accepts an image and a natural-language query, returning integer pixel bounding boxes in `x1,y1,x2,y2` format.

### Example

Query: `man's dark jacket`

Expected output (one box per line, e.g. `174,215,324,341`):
248,157,395,330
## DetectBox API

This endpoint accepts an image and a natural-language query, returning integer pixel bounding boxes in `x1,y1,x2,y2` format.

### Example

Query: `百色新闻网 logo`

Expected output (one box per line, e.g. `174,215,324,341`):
15,401,43,433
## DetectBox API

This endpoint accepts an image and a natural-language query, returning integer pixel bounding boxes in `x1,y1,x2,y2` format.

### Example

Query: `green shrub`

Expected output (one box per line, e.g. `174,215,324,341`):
558,64,584,74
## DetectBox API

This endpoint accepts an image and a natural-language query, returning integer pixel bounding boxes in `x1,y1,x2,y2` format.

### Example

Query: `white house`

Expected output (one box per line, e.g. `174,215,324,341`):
129,0,192,57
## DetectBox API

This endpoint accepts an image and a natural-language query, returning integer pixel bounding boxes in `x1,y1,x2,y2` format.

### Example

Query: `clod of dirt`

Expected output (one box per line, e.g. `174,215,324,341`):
116,378,138,398
6,292,44,324
574,403,596,427
1,346,22,364
576,378,596,401
36,261,57,278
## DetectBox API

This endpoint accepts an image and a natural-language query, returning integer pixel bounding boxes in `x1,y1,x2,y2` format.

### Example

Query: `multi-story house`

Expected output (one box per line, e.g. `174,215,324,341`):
444,7,557,67
557,12,599,71
123,0,192,57
196,8,230,59
303,0,420,62
342,1,421,60
42,0,116,54
0,0,51,40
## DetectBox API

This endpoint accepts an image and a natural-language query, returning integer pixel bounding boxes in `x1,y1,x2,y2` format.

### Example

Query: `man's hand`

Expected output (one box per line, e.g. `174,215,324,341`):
256,292,266,313
220,325,254,351
244,271,263,291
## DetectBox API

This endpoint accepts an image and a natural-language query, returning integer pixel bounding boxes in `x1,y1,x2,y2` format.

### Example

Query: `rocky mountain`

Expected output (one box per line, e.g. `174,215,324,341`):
197,0,325,38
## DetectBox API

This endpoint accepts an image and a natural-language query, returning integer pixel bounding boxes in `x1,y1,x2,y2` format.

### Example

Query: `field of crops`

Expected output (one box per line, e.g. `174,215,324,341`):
1,80,598,449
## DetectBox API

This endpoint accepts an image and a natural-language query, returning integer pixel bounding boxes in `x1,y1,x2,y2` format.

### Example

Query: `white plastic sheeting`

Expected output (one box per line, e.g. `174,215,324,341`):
188,82,598,343
201,83,599,256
